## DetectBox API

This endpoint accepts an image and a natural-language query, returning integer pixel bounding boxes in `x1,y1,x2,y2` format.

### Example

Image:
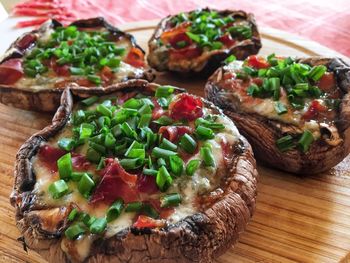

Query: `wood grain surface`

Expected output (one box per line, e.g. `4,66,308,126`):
0,21,350,263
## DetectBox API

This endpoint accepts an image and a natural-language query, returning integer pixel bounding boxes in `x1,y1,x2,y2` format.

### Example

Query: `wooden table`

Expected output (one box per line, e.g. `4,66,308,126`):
0,19,350,263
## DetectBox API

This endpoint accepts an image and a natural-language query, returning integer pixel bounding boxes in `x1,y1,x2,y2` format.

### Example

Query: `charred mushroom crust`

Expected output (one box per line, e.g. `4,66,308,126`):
10,79,258,262
0,17,155,112
147,8,262,76
205,57,350,174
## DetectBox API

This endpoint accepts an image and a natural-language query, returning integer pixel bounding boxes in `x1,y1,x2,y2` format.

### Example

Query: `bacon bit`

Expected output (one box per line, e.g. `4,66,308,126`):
151,99,166,120
160,22,191,44
318,72,336,93
0,59,24,85
71,154,91,171
38,145,91,172
169,46,202,60
124,47,145,68
90,159,138,205
247,55,270,69
137,174,158,194
50,58,70,77
38,145,66,172
218,34,236,47
302,100,328,121
17,34,37,50
159,126,194,142
100,66,114,85
169,93,203,121
168,32,192,49
133,215,165,228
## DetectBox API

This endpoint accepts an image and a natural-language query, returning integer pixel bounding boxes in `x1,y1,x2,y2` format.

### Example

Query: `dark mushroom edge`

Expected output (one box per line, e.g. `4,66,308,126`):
0,17,155,112
205,55,350,174
147,8,261,76
10,79,258,262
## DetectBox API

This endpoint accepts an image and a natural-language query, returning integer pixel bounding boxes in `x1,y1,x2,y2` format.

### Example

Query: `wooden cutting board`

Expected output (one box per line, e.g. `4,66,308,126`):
0,19,350,263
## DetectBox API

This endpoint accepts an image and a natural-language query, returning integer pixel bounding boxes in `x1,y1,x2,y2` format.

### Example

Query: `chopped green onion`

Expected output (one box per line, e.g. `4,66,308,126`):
153,116,173,125
152,147,177,159
96,104,112,117
276,135,295,152
195,125,214,140
157,158,166,167
48,179,69,199
160,138,177,151
155,86,175,98
89,217,107,234
142,204,159,218
104,133,116,149
200,146,215,167
224,55,236,64
138,114,152,128
65,223,86,240
143,168,158,176
71,172,86,182
106,199,124,222
308,65,327,81
169,155,184,176
156,166,173,191
86,147,101,163
78,173,95,198
68,208,79,221
87,75,101,85
297,130,314,153
179,133,197,154
58,138,75,151
160,193,182,208
57,153,73,180
186,159,200,176
125,202,143,212
79,123,94,139
275,102,288,115
119,158,144,170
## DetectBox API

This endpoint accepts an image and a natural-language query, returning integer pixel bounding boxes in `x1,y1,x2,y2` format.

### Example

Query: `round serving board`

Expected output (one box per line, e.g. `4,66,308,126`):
0,18,350,263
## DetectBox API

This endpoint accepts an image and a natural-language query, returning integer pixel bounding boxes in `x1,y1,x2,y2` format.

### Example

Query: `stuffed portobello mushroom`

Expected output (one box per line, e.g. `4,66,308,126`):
11,79,258,262
0,17,154,112
205,55,350,174
147,8,261,76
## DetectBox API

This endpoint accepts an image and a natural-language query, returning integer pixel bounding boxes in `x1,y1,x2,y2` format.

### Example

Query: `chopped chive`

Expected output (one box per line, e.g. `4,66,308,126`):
106,199,124,222
87,75,101,85
152,147,177,159
159,138,177,151
186,159,200,176
78,173,95,198
86,147,101,163
195,125,214,140
119,158,144,170
155,86,175,98
65,223,86,240
48,179,69,199
138,114,152,128
169,155,184,176
200,146,215,167
89,217,107,234
160,193,182,208
96,104,112,117
143,168,158,176
57,153,73,180
308,65,327,81
68,208,79,221
298,130,314,153
276,135,295,152
58,138,75,151
179,133,197,154
125,201,143,212
142,204,159,219
275,102,288,115
156,166,172,191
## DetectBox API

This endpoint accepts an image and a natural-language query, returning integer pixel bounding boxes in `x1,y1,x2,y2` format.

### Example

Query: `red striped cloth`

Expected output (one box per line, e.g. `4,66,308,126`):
13,0,350,56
